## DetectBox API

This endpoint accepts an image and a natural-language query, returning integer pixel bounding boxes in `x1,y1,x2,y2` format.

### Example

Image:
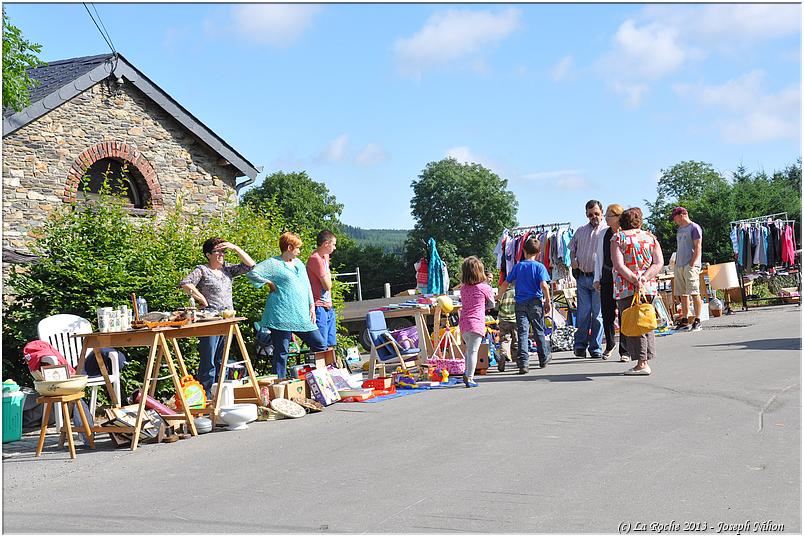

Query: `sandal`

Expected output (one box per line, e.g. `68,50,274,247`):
624,366,651,376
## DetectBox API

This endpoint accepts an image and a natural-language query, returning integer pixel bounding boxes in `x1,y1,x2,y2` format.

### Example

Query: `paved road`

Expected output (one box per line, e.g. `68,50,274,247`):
3,305,800,533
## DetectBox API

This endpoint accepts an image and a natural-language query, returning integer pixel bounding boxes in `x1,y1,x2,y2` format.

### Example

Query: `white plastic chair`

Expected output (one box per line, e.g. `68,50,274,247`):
37,314,122,428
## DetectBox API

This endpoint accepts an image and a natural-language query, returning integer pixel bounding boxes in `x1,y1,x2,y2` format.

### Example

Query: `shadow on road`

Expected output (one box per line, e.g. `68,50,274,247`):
480,371,626,383
694,338,801,351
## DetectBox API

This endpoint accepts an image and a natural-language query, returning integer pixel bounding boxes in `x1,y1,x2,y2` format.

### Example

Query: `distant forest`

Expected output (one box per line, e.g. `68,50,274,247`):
341,225,409,255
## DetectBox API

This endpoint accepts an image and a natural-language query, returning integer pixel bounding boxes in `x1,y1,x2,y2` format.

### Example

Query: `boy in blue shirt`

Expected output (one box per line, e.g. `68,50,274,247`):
496,237,552,374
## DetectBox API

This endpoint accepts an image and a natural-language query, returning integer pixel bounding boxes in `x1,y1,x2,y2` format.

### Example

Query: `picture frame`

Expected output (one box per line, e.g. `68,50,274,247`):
40,364,70,381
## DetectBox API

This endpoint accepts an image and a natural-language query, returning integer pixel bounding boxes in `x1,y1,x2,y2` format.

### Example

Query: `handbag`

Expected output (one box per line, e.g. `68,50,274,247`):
620,291,657,337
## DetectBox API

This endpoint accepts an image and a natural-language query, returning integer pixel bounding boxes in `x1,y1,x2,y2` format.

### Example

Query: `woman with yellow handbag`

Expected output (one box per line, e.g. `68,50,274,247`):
610,208,664,376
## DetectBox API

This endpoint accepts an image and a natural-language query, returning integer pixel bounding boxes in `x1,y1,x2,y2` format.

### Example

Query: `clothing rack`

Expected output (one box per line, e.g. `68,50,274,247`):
729,212,798,310
510,222,572,235
730,212,793,226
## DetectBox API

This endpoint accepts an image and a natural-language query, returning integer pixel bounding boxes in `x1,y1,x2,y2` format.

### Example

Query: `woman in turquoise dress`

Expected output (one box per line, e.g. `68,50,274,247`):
248,232,326,378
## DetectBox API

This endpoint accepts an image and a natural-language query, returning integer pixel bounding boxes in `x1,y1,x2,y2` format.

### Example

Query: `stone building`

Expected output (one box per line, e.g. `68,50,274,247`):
2,53,260,267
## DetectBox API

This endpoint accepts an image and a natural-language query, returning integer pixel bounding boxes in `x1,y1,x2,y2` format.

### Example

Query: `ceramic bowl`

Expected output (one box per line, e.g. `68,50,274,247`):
34,375,88,396
218,403,258,430
194,417,213,434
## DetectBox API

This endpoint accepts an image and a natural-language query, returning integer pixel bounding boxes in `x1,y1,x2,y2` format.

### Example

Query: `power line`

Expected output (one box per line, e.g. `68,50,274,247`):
82,3,116,55
91,3,116,53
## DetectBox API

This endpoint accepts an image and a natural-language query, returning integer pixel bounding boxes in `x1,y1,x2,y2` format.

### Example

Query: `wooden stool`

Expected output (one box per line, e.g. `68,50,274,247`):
36,391,95,460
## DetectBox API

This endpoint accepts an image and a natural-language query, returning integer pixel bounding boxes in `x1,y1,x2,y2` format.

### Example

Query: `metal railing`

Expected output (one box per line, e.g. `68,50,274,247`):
334,267,363,301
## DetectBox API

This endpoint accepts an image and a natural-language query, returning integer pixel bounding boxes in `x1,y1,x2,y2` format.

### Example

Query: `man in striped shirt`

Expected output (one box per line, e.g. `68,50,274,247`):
568,200,606,358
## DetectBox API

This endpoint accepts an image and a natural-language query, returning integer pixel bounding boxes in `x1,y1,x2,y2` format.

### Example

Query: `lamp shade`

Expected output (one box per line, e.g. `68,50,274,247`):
709,262,739,290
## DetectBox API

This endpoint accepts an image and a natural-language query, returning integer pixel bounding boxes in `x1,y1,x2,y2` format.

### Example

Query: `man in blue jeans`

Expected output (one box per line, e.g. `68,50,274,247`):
306,230,338,348
496,237,552,374
568,200,606,359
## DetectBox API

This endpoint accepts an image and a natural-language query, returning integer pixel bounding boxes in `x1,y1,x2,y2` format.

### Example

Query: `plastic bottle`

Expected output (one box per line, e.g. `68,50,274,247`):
136,297,148,317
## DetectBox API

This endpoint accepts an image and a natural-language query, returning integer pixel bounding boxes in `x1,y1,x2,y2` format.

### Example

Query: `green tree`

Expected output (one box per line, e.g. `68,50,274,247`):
331,241,412,299
2,9,44,112
2,174,363,399
646,159,802,265
241,171,344,233
405,158,517,280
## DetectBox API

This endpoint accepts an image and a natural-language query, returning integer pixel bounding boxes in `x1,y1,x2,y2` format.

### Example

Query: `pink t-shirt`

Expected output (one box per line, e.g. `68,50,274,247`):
459,282,494,336
306,251,331,308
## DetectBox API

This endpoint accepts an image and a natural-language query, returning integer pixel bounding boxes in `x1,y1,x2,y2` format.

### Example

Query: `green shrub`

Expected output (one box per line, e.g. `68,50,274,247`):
3,188,353,403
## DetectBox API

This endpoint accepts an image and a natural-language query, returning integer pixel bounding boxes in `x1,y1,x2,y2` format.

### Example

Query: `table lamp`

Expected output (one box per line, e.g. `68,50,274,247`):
709,262,740,315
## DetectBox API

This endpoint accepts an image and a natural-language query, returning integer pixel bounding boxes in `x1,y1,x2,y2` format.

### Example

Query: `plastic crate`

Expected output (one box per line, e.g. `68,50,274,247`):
362,377,393,390
3,391,24,443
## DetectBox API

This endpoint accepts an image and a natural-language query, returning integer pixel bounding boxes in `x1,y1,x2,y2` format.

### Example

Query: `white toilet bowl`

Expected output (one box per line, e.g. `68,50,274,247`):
218,403,258,430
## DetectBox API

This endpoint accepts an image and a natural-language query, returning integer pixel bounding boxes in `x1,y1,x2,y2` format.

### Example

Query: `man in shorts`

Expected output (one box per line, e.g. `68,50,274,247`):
671,207,703,332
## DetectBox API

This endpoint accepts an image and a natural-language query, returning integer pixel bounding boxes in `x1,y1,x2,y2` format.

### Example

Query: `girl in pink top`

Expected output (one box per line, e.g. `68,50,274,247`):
459,256,495,388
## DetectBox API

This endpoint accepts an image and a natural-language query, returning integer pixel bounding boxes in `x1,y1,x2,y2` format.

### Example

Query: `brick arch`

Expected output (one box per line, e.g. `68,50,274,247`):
63,141,163,207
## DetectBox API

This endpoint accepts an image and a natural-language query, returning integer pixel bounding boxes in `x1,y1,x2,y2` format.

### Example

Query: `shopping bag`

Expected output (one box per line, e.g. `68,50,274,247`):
621,292,657,337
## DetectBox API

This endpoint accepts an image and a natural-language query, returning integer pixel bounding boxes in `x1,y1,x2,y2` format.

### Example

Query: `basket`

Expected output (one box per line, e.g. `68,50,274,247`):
427,357,466,375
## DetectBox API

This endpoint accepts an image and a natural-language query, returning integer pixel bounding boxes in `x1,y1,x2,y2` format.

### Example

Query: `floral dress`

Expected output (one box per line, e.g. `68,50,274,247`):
612,229,659,300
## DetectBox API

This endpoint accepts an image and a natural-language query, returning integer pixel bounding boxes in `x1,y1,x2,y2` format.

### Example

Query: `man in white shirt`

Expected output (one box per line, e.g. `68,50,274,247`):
568,200,606,358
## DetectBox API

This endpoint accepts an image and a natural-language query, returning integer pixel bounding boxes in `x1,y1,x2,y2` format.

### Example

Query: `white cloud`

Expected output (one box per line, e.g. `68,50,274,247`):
645,4,800,45
213,4,320,45
319,134,349,163
608,20,686,80
674,71,801,143
355,143,389,166
445,146,506,176
549,55,573,82
394,8,522,76
521,169,585,180
599,4,800,106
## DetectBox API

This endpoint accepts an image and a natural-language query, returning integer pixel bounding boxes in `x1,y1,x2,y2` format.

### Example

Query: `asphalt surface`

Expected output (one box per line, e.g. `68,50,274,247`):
3,305,800,534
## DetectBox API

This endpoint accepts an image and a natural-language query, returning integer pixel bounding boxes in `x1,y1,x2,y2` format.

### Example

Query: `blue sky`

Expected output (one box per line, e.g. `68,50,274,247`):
6,3,801,230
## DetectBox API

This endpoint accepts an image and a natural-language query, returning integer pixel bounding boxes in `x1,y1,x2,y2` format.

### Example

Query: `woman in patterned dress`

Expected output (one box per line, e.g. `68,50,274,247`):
180,237,256,396
610,208,664,375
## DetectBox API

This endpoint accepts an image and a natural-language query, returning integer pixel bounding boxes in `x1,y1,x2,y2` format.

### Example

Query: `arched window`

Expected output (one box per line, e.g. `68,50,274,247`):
78,157,150,209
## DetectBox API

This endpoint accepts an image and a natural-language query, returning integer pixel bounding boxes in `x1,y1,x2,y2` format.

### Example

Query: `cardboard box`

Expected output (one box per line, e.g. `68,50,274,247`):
313,348,337,370
284,378,306,401
269,382,287,400
306,368,341,406
458,343,489,366
233,382,260,401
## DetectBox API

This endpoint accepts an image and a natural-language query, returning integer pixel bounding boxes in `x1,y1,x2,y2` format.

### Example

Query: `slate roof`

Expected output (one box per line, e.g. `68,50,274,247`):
2,53,260,183
3,54,113,119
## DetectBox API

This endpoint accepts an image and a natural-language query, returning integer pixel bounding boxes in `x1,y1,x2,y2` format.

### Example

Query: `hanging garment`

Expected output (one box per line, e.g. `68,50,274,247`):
729,226,739,255
741,226,752,268
504,235,517,276
494,230,508,270
426,238,446,294
753,225,763,265
766,223,777,266
782,223,797,266
561,228,574,267
759,225,769,266
773,221,783,265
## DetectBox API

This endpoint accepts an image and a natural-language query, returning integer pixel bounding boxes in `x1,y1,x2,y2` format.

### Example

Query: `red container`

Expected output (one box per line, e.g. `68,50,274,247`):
362,377,393,390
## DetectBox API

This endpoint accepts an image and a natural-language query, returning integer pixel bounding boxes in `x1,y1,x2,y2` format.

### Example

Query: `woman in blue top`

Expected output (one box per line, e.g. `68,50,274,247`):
248,232,326,378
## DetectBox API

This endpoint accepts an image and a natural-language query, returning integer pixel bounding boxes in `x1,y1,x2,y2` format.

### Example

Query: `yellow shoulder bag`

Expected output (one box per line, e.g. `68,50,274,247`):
620,291,657,337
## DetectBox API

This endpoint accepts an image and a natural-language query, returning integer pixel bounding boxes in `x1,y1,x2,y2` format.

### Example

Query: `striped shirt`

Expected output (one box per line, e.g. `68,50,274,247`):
569,221,606,274
498,287,516,322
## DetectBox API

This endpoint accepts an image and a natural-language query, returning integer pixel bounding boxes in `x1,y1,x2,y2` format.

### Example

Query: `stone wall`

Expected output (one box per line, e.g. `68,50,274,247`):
2,78,242,254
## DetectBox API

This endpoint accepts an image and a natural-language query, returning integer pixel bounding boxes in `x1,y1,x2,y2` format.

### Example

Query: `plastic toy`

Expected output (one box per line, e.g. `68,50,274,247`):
175,375,207,409
393,367,418,389
430,367,449,383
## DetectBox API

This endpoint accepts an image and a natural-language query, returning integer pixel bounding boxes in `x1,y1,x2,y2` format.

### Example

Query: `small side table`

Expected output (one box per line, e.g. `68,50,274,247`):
36,391,95,460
